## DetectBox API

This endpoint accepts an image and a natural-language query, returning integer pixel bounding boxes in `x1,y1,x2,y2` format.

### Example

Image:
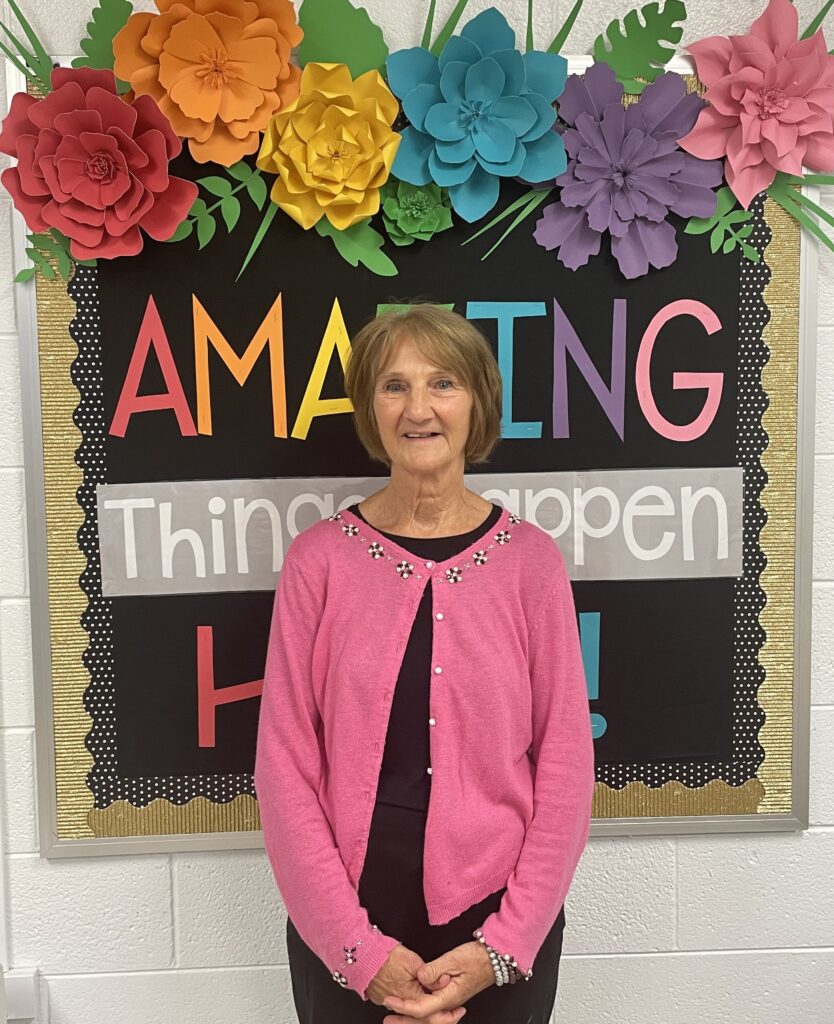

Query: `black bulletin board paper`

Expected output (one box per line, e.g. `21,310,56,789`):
40,148,790,839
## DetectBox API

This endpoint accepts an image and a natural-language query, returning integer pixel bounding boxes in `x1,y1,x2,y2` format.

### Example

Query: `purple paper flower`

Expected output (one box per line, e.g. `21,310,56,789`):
534,63,724,279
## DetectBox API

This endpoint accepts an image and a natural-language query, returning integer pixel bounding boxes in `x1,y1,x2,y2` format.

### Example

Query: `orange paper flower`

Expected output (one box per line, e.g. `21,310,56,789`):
113,0,302,166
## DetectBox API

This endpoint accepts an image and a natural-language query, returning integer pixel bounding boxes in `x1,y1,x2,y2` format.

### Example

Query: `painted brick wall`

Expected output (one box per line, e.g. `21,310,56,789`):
0,2,831,1020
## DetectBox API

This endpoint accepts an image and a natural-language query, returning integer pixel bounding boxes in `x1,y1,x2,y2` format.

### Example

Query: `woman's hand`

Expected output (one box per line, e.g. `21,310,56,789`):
366,943,467,1024
380,940,495,1022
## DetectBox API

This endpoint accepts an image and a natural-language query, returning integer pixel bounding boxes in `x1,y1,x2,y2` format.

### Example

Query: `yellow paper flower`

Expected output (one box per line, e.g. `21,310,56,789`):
256,63,401,230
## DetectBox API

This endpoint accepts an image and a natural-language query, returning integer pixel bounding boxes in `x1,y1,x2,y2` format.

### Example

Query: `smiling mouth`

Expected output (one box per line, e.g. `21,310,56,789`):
403,433,441,438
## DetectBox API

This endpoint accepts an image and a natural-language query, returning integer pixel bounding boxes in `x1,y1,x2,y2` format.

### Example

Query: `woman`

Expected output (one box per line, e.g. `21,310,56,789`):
254,305,596,1023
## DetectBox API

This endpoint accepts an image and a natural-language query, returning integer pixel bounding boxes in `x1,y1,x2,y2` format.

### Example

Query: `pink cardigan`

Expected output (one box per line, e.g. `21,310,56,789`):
254,503,596,1001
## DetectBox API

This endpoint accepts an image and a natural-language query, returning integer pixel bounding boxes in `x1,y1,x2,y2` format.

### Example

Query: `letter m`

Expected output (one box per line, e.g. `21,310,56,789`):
193,293,286,436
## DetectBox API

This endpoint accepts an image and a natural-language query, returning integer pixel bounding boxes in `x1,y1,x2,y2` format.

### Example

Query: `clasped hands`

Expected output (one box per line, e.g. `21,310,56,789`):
367,940,495,1024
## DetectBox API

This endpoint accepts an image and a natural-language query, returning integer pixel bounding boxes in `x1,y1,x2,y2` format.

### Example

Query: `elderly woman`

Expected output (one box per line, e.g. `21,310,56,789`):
254,305,595,1024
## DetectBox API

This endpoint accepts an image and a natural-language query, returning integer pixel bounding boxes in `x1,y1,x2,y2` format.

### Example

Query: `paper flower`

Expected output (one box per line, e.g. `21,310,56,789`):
112,0,302,166
256,62,400,231
534,63,723,280
386,8,567,223
381,180,453,246
0,67,198,260
677,0,834,208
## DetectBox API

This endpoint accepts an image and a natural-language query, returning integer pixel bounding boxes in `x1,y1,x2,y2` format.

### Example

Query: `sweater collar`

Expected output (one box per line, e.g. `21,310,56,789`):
335,504,513,577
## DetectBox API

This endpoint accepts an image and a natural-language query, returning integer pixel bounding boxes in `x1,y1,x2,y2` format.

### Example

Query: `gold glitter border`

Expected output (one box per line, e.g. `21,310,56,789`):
756,196,800,813
35,267,95,839
41,146,799,838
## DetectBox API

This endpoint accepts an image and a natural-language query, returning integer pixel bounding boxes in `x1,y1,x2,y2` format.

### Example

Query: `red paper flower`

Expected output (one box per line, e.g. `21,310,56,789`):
0,66,198,259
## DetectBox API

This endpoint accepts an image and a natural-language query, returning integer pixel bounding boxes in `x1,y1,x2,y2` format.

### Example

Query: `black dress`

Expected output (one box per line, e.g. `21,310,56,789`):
286,503,567,1023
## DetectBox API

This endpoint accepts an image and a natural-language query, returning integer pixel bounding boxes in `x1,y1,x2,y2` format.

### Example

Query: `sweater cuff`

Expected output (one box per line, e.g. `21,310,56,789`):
330,926,401,1002
472,920,534,979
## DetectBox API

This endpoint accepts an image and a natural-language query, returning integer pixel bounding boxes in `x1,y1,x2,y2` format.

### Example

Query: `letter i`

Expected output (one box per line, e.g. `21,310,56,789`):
208,496,227,575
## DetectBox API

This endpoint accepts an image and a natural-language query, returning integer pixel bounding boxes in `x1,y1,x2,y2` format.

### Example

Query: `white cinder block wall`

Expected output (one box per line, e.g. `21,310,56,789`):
0,1,832,1020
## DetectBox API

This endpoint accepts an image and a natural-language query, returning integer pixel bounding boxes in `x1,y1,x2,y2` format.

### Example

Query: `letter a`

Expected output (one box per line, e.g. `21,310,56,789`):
109,296,197,438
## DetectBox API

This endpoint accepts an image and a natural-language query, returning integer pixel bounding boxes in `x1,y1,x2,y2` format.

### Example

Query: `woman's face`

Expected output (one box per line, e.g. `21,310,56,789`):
373,336,473,474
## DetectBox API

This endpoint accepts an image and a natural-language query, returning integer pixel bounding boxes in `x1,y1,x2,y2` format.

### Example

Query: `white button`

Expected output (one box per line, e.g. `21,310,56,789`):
426,766,432,775
429,717,436,726
425,560,434,568
436,612,444,620
434,666,442,674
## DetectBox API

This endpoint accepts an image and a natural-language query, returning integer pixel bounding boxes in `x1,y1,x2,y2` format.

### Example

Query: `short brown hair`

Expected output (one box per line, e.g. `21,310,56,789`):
344,304,503,468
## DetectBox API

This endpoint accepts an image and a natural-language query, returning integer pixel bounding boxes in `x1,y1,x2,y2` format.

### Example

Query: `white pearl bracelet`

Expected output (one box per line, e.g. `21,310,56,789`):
472,929,533,986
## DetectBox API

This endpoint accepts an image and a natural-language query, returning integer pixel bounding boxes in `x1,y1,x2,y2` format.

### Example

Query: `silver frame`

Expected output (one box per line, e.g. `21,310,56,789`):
6,56,812,857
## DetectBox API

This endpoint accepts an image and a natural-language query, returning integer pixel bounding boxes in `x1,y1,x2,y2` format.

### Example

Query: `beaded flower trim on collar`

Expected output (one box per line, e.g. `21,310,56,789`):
328,506,521,585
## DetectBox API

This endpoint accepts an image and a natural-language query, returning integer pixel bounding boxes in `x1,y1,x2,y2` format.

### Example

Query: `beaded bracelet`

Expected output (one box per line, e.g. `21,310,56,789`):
472,929,533,986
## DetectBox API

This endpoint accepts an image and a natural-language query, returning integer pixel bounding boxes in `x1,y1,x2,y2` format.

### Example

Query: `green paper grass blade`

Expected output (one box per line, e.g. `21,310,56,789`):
802,174,834,185
0,22,38,71
316,218,398,276
298,0,388,77
421,0,438,49
6,0,52,68
481,189,552,260
430,0,472,56
462,191,542,245
236,203,278,282
526,0,535,52
802,0,834,38
548,0,585,54
768,189,834,256
787,190,834,233
593,0,687,94
0,37,38,84
71,0,132,71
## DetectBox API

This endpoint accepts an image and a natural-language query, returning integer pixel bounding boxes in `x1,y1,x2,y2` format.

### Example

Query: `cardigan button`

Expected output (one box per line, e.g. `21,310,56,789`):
426,766,432,775
436,612,443,620
429,717,436,726
434,666,442,674
425,560,434,568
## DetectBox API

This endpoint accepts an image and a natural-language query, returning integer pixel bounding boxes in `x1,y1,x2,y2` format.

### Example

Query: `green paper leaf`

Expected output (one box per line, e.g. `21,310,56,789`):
190,198,209,218
741,243,761,263
548,0,585,54
709,223,724,254
237,203,279,282
221,195,241,233
315,218,398,276
71,0,132,72
196,215,216,250
802,0,834,39
430,0,472,56
768,188,834,256
298,0,388,77
245,173,268,211
14,267,37,283
593,0,687,94
76,258,97,267
197,176,234,199
165,219,194,243
422,0,439,49
227,161,255,183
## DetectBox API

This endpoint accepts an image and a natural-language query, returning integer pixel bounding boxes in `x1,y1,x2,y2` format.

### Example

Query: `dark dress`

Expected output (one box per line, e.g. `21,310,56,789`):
286,503,567,1023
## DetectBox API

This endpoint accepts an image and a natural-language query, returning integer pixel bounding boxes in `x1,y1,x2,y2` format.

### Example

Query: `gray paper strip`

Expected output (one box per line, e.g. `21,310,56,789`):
96,467,743,596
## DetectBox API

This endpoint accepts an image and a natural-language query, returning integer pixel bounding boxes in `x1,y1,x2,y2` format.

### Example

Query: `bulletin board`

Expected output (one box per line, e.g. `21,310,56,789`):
13,66,813,856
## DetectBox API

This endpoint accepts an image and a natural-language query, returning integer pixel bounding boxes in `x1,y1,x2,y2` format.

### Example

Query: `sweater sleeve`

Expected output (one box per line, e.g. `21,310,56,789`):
254,548,402,1001
475,539,595,977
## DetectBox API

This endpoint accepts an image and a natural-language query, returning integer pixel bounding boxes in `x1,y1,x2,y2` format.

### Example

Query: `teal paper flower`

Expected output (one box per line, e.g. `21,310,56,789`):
381,180,454,246
386,8,567,222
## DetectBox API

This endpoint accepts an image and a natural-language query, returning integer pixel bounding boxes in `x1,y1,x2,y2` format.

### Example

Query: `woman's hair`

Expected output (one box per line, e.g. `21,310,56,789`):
344,303,503,468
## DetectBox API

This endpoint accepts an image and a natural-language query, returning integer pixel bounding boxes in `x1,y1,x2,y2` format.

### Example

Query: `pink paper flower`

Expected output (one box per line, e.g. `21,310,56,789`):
0,66,198,259
678,0,834,207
